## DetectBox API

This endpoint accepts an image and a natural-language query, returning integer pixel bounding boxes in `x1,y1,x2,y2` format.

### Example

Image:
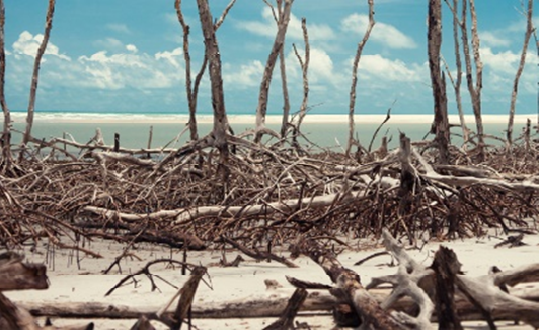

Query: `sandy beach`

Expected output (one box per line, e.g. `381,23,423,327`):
4,229,538,329
8,112,537,125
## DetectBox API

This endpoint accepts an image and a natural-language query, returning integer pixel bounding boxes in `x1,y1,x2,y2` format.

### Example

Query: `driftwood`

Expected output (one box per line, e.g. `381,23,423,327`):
0,252,93,330
0,252,48,291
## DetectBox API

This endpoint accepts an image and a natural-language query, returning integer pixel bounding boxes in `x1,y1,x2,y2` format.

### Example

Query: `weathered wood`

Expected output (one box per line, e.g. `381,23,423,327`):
263,288,307,330
431,246,463,330
0,252,48,291
428,0,450,164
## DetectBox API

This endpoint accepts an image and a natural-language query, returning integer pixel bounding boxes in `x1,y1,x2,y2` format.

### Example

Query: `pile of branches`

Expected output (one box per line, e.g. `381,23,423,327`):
0,129,538,255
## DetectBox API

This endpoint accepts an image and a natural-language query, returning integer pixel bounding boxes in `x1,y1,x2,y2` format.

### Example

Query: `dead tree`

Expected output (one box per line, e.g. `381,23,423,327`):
263,0,292,139
254,0,293,143
196,0,233,173
292,17,310,134
428,0,450,164
462,0,484,159
347,0,375,156
0,0,11,171
174,0,235,142
507,0,534,147
445,0,469,145
21,0,55,154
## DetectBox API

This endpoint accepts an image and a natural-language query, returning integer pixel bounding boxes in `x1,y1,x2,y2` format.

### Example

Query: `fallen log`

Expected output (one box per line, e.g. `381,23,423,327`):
0,252,48,291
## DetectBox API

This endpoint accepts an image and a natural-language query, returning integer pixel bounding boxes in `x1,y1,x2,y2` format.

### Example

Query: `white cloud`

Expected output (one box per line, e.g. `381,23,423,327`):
126,44,138,53
358,54,423,82
480,31,511,48
287,47,343,86
341,14,417,49
222,60,265,89
236,7,335,41
155,47,183,68
105,23,131,34
9,32,184,92
12,31,70,60
93,38,125,52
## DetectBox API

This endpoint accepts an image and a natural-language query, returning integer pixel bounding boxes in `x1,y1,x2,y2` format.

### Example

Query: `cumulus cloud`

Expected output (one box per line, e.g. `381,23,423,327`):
93,38,125,52
222,60,265,89
341,14,417,49
236,7,335,41
12,31,70,60
105,23,131,34
126,44,138,53
358,54,424,82
9,31,184,92
480,31,512,48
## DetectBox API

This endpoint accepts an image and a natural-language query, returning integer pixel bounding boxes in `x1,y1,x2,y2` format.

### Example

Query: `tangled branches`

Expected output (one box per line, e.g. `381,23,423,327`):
0,131,538,256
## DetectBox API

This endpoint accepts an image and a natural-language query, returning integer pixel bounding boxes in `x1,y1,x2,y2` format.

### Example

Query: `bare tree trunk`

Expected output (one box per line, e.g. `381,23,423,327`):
428,0,450,164
175,1,235,142
254,0,293,143
0,0,11,170
465,0,484,159
196,0,229,166
266,1,292,139
449,0,468,144
347,0,375,156
507,0,534,147
21,0,55,151
293,17,309,132
175,0,199,141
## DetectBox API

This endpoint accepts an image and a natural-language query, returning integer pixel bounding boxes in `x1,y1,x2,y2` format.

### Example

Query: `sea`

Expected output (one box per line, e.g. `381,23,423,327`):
7,111,535,151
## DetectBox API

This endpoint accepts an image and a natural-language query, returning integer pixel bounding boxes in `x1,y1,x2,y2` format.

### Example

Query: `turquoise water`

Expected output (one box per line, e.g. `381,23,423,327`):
10,120,527,151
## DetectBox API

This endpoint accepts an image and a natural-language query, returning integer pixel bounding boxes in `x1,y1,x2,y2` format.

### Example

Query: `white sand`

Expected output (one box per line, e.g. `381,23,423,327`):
9,112,536,125
3,229,539,329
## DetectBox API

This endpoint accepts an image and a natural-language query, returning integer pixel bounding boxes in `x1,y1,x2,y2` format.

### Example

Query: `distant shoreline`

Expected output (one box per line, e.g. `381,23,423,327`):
8,112,536,125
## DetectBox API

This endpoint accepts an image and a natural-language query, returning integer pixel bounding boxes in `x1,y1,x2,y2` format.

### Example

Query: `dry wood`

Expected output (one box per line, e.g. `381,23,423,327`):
0,252,48,291
262,288,308,330
428,0,450,164
221,235,298,268
507,0,534,146
291,238,403,329
254,0,294,143
0,0,11,170
347,0,375,155
21,0,55,148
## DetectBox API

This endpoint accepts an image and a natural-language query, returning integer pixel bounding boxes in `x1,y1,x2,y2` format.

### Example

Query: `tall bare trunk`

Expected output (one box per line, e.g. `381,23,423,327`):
428,0,450,164
254,0,293,143
450,0,468,144
175,0,199,141
347,0,375,156
22,0,55,149
196,0,229,162
507,0,534,147
292,18,310,135
175,0,235,142
267,1,292,139
0,0,11,169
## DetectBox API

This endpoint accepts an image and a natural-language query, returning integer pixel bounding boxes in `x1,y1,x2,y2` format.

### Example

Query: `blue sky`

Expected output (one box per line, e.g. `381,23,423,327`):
3,0,538,116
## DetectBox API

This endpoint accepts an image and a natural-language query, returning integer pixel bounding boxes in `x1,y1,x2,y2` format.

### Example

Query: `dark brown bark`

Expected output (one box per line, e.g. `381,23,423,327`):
22,0,55,148
462,0,484,158
428,0,450,164
347,0,375,156
196,0,230,170
254,0,293,143
293,17,310,131
262,288,307,330
0,0,11,169
0,252,49,291
507,0,534,146
175,0,199,141
431,246,463,330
